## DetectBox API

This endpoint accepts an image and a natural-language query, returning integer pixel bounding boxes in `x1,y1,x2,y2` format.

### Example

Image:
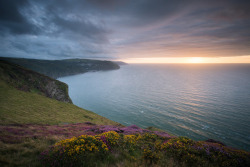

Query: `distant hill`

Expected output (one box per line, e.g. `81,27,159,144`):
0,57,120,79
114,61,128,65
0,60,72,103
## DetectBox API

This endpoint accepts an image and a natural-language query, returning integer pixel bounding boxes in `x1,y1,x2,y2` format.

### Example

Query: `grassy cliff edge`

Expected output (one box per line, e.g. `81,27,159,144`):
0,60,249,167
0,60,72,103
0,60,120,166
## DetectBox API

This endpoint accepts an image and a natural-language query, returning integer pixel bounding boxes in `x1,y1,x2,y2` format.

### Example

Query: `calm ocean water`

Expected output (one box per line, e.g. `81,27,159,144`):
59,64,250,151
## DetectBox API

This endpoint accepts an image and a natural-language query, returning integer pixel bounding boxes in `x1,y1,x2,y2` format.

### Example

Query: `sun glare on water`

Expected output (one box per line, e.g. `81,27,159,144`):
122,55,250,64
188,57,204,63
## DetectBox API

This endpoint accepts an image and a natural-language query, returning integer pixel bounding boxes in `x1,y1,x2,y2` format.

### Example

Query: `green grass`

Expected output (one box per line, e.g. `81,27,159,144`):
0,81,118,125
0,138,54,167
0,81,119,166
0,60,72,103
0,60,121,166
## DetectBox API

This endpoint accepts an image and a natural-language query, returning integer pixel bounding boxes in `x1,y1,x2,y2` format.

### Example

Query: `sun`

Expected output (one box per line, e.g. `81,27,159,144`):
188,57,204,63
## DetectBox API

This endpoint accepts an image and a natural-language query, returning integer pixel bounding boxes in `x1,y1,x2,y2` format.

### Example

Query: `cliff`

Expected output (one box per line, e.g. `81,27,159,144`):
0,59,120,166
0,60,72,103
0,60,249,167
0,57,120,79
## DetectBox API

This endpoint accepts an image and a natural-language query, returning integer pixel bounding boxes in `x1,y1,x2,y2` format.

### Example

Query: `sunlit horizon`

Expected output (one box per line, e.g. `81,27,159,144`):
120,55,250,64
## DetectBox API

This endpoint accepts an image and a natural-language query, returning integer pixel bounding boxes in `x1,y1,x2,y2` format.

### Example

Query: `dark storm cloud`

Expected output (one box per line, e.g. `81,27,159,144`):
110,0,250,57
0,0,250,59
0,0,37,34
53,15,110,43
0,0,27,22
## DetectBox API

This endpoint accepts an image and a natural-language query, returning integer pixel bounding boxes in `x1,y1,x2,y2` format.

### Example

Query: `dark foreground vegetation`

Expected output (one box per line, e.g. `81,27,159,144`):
1,123,249,167
43,128,249,167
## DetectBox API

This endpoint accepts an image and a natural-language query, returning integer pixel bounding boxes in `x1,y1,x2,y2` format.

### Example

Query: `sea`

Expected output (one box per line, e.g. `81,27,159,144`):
58,64,250,151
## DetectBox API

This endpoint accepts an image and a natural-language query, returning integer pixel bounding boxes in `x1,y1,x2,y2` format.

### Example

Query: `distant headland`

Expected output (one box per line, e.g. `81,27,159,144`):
0,57,121,79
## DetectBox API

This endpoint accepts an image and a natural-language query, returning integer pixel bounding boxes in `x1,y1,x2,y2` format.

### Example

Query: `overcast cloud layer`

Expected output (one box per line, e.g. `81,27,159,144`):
0,0,250,60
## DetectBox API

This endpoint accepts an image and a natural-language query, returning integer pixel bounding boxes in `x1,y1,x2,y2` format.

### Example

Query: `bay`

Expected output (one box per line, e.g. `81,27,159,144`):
59,64,250,151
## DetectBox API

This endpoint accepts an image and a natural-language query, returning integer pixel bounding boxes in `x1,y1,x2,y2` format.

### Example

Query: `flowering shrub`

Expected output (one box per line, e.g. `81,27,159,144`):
160,137,250,167
122,134,141,153
41,131,250,167
55,135,108,156
160,137,195,151
124,134,140,145
97,131,120,146
41,134,109,166
143,148,160,164
141,133,158,141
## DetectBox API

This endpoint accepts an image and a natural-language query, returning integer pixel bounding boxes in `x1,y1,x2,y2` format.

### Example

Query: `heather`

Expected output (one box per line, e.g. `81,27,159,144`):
40,126,250,167
1,123,249,167
0,123,169,166
0,123,167,145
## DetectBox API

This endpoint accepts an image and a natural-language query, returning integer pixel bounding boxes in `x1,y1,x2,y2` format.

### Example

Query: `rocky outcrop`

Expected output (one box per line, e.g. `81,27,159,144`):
0,60,72,103
45,81,72,103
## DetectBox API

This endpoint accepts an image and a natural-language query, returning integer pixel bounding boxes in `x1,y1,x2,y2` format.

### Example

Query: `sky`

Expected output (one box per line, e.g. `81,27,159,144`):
0,0,250,63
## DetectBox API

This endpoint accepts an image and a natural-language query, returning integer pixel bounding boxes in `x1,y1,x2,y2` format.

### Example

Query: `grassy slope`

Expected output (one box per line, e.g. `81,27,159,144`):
0,60,72,103
0,138,55,167
0,74,119,166
0,81,118,125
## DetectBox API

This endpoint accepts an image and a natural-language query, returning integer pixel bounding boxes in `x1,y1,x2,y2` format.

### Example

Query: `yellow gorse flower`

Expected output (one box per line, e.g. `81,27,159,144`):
53,133,110,159
98,131,120,146
124,135,140,145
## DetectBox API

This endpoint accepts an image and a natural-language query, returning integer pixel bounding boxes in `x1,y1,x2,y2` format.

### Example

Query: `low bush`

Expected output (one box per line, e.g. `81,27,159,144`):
41,132,250,167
